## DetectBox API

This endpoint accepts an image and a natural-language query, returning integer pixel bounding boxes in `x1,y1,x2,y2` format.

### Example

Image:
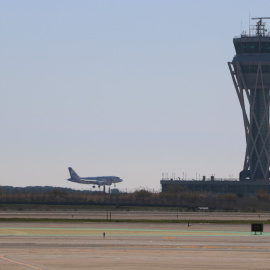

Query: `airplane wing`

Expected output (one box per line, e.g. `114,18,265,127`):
76,179,105,185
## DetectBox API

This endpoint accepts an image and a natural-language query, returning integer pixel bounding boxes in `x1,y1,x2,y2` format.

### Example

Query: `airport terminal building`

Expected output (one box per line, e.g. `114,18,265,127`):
160,178,270,195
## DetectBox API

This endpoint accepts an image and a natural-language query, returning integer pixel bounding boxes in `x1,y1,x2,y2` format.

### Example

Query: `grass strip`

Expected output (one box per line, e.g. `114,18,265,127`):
0,218,269,224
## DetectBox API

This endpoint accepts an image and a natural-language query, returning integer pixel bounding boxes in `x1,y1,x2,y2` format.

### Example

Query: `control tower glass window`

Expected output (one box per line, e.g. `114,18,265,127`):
234,42,242,54
241,65,258,73
262,65,270,73
261,42,270,53
242,42,259,53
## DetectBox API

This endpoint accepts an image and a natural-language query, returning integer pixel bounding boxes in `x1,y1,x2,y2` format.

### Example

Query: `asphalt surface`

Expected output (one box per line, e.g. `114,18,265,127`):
0,212,270,269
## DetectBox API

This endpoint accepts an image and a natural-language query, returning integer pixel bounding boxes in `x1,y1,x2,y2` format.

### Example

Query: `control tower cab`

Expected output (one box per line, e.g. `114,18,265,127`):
228,17,270,181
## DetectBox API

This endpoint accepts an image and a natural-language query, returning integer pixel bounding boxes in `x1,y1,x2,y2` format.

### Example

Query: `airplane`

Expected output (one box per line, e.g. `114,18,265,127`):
67,167,123,189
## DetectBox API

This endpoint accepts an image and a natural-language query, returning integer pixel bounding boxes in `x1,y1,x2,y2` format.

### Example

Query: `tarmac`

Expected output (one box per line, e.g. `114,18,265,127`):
0,211,270,269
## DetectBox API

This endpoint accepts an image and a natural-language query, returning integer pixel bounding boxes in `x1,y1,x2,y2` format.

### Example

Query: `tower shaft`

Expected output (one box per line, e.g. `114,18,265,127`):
250,87,270,179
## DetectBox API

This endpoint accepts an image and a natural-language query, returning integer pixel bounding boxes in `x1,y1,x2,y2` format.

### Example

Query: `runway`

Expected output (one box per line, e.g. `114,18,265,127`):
1,213,270,269
1,210,270,220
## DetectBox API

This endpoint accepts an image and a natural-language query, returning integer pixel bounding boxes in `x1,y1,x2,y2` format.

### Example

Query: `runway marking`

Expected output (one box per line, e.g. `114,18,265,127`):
97,244,270,250
0,227,269,237
0,254,44,270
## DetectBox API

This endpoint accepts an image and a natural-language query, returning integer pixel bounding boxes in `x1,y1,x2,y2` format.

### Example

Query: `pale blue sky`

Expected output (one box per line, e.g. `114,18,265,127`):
1,0,269,191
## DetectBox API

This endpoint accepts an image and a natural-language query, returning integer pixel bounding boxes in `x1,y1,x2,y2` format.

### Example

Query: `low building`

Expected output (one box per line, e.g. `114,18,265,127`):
160,179,270,195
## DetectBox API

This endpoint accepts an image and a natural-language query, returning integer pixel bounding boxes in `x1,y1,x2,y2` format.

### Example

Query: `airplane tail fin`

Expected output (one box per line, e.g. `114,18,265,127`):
68,167,80,180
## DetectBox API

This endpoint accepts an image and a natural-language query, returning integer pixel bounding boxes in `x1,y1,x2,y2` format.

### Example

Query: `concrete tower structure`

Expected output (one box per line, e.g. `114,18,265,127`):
228,17,270,181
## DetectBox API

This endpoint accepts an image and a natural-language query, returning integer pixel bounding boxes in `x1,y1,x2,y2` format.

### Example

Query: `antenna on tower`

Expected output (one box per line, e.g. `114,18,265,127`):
249,13,251,36
240,20,242,34
251,17,270,36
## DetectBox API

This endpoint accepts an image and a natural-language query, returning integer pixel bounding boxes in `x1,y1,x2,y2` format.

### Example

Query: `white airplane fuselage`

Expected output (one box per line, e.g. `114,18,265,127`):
67,167,123,187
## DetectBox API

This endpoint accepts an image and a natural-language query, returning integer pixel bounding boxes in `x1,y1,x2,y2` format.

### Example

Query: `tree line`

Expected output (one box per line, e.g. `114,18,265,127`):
0,186,270,211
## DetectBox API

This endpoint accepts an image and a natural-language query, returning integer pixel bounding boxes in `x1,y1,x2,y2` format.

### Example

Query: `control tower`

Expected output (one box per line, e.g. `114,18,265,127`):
228,17,270,181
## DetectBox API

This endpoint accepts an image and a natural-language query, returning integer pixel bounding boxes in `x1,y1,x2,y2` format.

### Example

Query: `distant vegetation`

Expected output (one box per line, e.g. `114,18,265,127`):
0,186,270,212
